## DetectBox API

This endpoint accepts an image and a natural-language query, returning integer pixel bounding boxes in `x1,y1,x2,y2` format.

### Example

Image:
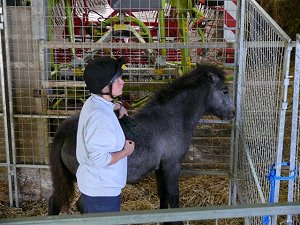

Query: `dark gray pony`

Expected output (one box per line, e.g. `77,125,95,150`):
48,64,235,225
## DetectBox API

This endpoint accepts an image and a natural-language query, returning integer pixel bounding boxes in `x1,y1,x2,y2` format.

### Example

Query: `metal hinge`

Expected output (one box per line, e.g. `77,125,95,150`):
262,162,298,225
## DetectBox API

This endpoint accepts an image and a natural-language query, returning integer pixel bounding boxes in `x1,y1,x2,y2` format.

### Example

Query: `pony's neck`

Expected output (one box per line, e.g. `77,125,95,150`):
135,85,209,129
178,89,208,127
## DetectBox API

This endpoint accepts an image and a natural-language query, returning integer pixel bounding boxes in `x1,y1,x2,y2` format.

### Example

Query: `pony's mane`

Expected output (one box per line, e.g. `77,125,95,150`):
148,64,226,105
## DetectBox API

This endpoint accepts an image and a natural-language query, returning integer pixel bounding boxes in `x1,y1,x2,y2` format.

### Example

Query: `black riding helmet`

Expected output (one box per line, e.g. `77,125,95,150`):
83,56,125,97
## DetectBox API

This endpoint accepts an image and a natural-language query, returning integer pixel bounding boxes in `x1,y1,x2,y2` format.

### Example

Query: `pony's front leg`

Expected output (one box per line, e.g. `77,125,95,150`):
155,169,169,209
156,163,183,225
155,164,181,209
164,165,181,209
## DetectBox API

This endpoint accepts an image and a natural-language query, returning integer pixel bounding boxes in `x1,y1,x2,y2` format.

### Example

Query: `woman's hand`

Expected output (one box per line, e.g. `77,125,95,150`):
109,140,135,165
123,140,135,156
114,102,128,119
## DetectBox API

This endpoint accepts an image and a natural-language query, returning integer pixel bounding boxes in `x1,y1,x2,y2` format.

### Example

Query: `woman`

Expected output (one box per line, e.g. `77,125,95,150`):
76,56,135,213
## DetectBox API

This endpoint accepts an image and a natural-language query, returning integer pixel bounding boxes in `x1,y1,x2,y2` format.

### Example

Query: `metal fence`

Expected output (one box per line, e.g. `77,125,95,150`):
0,0,299,224
1,202,300,225
0,0,235,206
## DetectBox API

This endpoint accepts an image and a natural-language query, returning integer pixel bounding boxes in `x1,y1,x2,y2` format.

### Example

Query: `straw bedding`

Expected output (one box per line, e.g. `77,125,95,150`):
1,173,289,224
0,174,232,221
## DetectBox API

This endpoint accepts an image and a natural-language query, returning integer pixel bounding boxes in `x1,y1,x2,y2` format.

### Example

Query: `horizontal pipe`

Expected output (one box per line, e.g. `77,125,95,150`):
0,202,299,225
40,41,236,49
39,41,293,50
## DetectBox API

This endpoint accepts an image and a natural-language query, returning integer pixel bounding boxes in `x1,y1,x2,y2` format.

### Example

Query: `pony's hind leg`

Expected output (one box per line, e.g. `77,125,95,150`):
76,194,84,214
48,195,62,215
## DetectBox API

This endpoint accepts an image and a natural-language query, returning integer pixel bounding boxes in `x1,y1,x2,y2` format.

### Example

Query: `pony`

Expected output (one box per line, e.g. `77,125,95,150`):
48,64,235,225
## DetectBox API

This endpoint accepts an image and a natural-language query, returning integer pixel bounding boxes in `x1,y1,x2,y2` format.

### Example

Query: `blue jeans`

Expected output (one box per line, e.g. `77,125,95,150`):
82,193,121,213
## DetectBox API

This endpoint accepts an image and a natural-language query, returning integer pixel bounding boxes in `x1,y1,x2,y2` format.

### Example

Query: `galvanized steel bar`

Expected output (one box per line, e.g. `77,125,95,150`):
40,40,288,49
272,40,292,225
0,2,13,207
38,40,291,50
232,0,247,205
245,144,266,203
286,33,300,224
230,0,244,206
15,164,50,169
1,202,299,225
40,40,236,49
2,0,19,207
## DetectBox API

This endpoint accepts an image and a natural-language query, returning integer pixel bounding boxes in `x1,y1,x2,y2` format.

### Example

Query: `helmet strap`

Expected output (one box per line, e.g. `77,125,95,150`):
99,84,116,99
109,83,115,99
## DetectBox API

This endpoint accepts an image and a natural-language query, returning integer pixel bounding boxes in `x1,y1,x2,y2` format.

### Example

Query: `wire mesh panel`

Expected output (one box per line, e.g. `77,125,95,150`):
1,0,235,205
5,5,50,165
233,0,292,224
45,0,235,172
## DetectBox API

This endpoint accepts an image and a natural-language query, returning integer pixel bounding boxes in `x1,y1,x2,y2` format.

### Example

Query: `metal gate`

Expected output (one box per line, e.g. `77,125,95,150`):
232,0,299,224
0,0,299,224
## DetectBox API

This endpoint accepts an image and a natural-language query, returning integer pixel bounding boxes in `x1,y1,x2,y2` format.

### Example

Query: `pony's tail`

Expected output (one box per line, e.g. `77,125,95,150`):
50,129,75,209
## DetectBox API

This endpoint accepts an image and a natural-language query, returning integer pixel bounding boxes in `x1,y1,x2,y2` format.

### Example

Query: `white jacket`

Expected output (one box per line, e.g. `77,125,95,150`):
76,94,126,196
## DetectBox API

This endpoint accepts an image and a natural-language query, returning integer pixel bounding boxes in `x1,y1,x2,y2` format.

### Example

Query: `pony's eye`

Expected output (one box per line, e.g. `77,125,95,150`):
223,90,228,95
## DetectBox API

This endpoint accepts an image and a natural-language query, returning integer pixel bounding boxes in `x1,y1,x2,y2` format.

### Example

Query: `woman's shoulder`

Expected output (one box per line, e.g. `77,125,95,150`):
90,108,113,122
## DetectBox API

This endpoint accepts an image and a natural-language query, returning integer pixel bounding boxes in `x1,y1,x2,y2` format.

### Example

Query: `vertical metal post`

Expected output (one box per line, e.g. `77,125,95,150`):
231,0,246,206
229,0,242,205
2,0,19,207
286,34,300,224
272,39,292,225
0,2,14,207
31,0,49,164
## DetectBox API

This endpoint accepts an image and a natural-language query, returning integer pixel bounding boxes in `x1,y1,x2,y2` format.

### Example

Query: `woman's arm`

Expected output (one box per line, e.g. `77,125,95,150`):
108,140,135,165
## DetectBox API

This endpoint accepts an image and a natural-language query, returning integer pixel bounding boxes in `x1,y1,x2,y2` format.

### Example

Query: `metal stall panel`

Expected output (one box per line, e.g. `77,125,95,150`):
7,4,49,165
289,33,300,225
3,0,236,205
2,0,51,206
44,0,235,175
233,0,292,224
44,0,237,176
